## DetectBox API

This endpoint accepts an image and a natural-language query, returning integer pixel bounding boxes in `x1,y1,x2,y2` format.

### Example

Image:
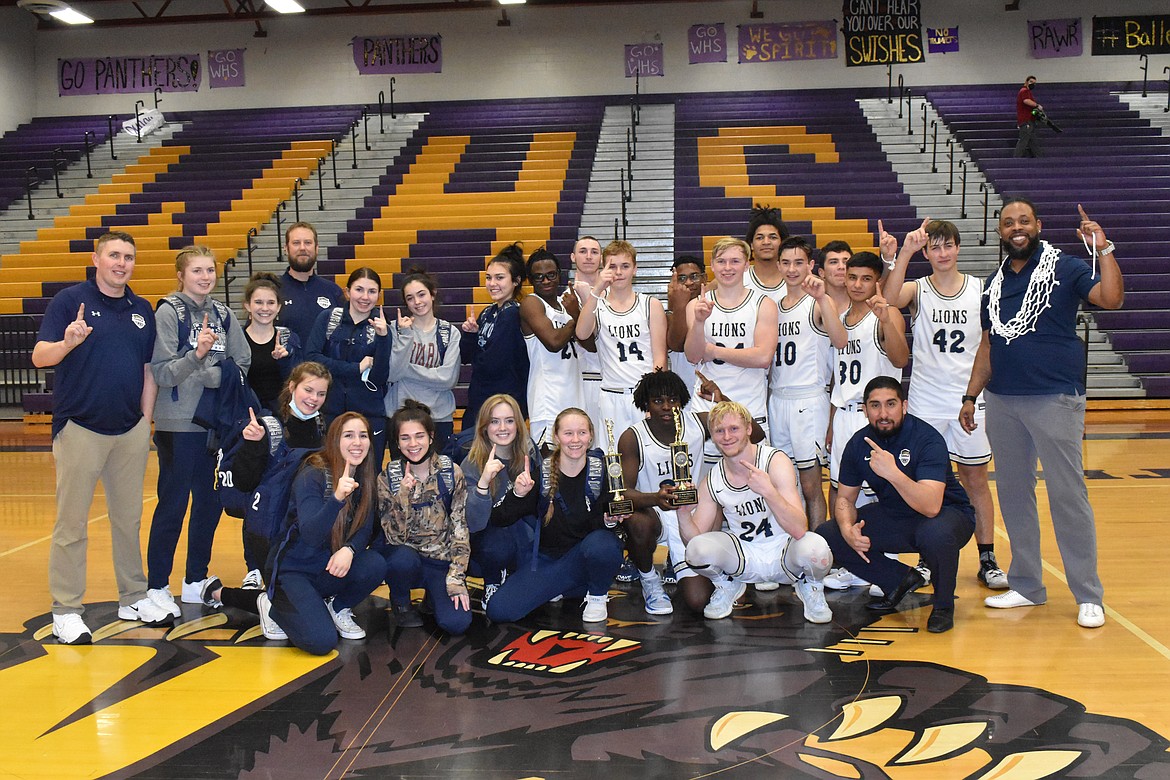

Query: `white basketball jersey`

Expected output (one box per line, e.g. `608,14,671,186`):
632,411,705,494
569,285,602,383
671,351,698,402
909,275,983,415
743,266,785,305
525,295,583,423
595,291,655,392
829,310,901,409
692,288,771,421
707,444,787,551
771,293,831,393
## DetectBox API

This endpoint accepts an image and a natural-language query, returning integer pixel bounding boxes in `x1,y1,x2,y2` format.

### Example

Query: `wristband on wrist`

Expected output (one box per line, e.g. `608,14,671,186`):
962,394,977,405
1098,241,1115,256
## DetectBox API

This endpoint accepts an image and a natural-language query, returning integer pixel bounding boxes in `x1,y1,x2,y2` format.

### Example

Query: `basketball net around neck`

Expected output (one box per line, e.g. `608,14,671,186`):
985,240,1061,343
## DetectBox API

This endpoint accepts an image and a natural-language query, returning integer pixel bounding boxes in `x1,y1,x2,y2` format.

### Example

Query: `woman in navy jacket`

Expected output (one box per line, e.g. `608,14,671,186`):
307,267,392,468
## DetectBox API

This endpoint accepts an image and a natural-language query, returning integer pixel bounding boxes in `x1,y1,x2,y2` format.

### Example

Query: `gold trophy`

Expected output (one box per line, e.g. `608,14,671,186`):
604,419,634,516
669,407,699,506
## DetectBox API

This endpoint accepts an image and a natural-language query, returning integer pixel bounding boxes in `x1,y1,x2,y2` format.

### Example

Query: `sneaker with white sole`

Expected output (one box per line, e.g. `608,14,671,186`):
582,593,609,623
662,557,678,585
241,569,265,591
640,570,674,615
183,577,222,607
329,600,366,639
824,568,869,591
118,597,173,624
614,558,639,583
914,560,932,585
754,581,781,592
52,613,92,645
146,586,182,618
869,584,885,598
703,579,747,620
1077,603,1105,628
978,563,1009,590
985,590,1044,609
481,582,499,612
256,592,287,640
793,577,833,624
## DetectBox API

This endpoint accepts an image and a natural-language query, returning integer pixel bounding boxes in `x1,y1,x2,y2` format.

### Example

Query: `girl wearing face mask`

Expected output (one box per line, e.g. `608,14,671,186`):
147,245,250,619
207,412,384,655
460,243,530,425
307,267,391,468
460,394,540,611
242,272,301,411
485,408,628,626
379,400,471,635
216,361,332,591
385,269,460,453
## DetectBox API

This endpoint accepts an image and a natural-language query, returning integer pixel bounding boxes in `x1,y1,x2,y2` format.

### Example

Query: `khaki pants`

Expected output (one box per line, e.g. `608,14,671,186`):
50,417,151,615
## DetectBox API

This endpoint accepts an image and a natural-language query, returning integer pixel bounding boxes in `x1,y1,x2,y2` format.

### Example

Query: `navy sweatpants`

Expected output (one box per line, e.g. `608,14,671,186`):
148,430,220,589
383,545,472,636
269,549,384,655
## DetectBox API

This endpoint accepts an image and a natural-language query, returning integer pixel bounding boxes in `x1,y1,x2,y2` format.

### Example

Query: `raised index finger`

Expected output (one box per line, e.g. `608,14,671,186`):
863,437,880,450
201,313,210,328
76,302,86,321
523,455,530,473
877,219,885,235
248,407,259,425
1077,203,1090,222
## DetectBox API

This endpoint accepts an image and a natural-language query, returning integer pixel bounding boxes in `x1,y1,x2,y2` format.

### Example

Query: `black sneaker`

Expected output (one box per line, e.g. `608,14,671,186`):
614,557,639,583
392,602,424,628
978,561,1009,589
662,557,678,585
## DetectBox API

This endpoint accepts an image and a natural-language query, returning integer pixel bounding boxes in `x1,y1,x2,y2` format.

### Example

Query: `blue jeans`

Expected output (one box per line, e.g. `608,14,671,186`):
471,520,534,587
382,545,472,636
270,549,384,655
148,430,220,589
487,529,623,623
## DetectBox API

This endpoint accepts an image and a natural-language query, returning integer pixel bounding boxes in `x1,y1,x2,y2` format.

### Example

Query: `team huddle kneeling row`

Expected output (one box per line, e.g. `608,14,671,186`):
36,197,1123,651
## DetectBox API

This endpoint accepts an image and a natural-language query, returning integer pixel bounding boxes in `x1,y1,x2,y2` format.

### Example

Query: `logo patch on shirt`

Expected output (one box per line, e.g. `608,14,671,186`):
899,449,911,466
131,313,145,329
316,296,331,308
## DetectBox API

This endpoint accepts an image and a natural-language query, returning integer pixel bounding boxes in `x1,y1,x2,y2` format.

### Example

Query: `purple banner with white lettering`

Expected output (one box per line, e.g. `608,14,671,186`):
626,43,664,77
927,27,959,54
688,23,727,63
1029,18,1082,58
352,35,442,74
208,49,246,88
738,21,838,63
58,54,200,97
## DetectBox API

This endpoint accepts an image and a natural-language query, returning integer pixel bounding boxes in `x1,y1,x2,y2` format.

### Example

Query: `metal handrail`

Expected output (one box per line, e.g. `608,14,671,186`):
24,166,36,220
1140,54,1149,98
390,77,397,118
153,86,162,110
979,183,990,246
946,138,955,195
377,90,385,133
887,64,893,104
919,102,927,149
107,115,118,160
134,100,144,143
317,157,326,209
930,121,938,173
959,160,968,219
83,131,94,178
897,74,904,118
363,106,371,151
51,147,64,198
350,121,359,169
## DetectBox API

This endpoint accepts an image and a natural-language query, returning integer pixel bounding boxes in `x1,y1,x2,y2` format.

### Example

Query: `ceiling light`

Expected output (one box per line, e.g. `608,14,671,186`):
498,0,527,5
48,6,93,24
265,0,305,13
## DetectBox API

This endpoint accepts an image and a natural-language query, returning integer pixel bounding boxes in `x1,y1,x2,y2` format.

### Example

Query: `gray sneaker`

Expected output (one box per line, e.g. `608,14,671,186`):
640,569,674,615
703,579,747,620
328,599,365,640
793,577,832,624
256,592,288,640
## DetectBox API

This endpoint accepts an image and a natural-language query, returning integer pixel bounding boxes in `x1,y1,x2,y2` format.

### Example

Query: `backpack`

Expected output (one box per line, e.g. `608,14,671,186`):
382,455,457,514
540,449,605,517
215,412,286,518
196,358,262,454
440,426,475,462
243,439,321,545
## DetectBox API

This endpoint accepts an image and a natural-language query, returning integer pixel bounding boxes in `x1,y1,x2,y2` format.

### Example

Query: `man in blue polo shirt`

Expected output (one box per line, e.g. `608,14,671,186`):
33,231,172,644
817,376,975,633
961,198,1123,629
276,221,343,344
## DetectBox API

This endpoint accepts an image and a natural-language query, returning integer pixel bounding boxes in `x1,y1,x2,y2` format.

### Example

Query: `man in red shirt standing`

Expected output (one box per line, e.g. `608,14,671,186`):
1013,75,1042,158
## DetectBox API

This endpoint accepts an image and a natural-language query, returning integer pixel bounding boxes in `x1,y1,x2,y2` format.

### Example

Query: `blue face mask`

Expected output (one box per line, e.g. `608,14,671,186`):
288,399,319,421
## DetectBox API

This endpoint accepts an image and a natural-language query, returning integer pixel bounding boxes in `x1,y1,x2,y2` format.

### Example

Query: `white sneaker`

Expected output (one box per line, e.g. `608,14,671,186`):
329,600,366,639
640,570,674,615
1077,603,1105,628
793,577,833,624
582,593,609,623
869,584,885,598
704,579,747,620
118,597,173,624
183,577,222,607
978,563,1009,590
754,580,780,592
985,590,1043,609
256,592,287,640
147,586,182,618
52,613,92,645
824,568,869,591
241,569,265,591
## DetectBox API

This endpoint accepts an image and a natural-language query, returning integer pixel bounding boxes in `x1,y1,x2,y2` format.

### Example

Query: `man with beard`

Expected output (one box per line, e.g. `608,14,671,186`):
1013,75,1043,158
277,222,343,345
819,376,975,634
961,199,1123,629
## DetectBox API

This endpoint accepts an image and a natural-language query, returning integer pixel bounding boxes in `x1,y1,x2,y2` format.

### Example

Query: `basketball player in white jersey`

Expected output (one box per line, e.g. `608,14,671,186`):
575,240,667,436
677,401,834,623
743,206,789,299
827,250,909,519
818,240,853,318
769,237,848,528
520,247,581,450
568,236,604,437
880,218,1007,589
684,237,778,441
665,255,705,403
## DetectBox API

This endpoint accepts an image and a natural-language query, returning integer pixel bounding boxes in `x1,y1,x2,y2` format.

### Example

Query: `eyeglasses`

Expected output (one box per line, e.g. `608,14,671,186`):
529,271,561,282
675,273,705,283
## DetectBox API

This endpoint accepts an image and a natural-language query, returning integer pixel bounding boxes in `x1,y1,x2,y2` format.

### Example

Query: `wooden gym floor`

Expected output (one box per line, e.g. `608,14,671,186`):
1,411,1169,779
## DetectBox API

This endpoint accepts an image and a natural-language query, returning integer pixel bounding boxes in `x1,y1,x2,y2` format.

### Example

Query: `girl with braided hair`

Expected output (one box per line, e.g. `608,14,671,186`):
485,408,627,625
